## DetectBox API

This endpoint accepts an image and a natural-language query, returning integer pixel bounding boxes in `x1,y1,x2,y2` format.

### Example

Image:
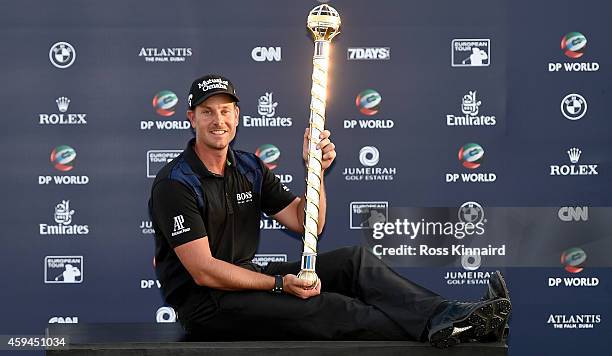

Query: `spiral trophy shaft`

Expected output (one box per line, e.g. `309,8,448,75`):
297,4,341,288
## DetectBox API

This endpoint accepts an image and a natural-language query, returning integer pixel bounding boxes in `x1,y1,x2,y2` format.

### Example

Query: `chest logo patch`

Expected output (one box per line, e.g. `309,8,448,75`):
171,215,191,237
236,191,253,205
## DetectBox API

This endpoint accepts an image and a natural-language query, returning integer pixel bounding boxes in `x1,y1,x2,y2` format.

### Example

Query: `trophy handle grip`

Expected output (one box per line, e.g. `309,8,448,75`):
298,40,333,287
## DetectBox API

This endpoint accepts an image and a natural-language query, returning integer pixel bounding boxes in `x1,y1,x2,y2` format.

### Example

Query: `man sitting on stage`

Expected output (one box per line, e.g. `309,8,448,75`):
149,74,511,348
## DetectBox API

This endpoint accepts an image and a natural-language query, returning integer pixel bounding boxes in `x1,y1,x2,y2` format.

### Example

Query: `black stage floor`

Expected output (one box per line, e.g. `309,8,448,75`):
46,323,508,356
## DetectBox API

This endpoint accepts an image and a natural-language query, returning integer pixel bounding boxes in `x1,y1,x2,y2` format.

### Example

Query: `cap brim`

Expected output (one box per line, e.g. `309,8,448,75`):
190,92,240,109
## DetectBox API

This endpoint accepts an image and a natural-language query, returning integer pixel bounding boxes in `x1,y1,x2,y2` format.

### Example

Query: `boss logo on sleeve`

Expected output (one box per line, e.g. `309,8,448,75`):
171,215,191,237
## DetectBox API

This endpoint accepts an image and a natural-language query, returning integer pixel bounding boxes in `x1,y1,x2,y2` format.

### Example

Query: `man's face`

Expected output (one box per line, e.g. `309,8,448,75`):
187,94,239,151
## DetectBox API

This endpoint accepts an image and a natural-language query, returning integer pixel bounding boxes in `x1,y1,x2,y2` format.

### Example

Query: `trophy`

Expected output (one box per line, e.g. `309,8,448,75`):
297,4,341,288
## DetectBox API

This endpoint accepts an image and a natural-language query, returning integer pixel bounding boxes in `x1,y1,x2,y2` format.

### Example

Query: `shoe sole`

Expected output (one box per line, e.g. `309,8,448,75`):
429,298,512,348
491,271,511,341
493,270,510,300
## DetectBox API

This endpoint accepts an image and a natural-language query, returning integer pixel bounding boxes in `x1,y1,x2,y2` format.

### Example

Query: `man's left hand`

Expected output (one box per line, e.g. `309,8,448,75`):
303,128,336,171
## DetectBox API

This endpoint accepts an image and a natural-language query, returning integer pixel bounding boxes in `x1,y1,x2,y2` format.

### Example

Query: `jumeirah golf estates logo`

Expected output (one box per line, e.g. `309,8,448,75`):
50,145,76,172
561,32,587,59
355,89,381,116
458,143,484,169
359,146,380,167
256,144,281,170
152,90,178,117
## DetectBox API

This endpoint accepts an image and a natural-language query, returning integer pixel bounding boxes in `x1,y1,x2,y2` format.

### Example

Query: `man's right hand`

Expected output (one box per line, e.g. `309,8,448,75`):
282,274,321,299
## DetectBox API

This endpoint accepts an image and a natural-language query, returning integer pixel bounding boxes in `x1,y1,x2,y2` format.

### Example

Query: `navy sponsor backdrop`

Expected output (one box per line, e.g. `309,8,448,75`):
0,0,610,355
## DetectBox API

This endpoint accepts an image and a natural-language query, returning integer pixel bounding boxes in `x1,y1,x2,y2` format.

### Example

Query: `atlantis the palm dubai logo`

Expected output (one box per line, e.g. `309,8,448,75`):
547,314,600,329
138,47,192,63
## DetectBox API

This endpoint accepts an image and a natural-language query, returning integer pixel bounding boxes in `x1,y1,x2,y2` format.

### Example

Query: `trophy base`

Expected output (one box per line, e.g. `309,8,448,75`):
297,269,319,289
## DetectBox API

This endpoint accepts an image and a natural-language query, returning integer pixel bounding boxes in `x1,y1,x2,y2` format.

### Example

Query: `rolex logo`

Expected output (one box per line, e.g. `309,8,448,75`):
550,147,598,176
39,97,87,125
567,148,581,163
56,97,70,113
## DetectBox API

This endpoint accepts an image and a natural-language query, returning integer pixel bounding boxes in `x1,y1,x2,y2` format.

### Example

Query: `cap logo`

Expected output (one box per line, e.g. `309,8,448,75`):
197,78,229,92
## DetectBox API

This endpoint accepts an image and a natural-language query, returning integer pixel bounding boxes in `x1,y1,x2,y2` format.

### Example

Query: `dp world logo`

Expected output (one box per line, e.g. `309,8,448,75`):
561,247,586,273
50,145,76,172
356,89,381,116
561,32,587,59
256,144,280,170
458,143,484,169
49,42,76,69
152,90,178,117
561,93,587,121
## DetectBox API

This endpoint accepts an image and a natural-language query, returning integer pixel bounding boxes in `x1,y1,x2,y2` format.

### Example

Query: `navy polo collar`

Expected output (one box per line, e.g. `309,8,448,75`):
184,138,235,178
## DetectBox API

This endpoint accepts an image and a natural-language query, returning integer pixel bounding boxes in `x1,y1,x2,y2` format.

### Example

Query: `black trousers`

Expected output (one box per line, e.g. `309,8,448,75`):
178,246,445,341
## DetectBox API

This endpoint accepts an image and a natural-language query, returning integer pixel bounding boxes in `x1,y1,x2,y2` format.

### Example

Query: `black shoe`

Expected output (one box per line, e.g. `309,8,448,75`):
428,298,511,348
481,271,511,341
484,270,510,301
